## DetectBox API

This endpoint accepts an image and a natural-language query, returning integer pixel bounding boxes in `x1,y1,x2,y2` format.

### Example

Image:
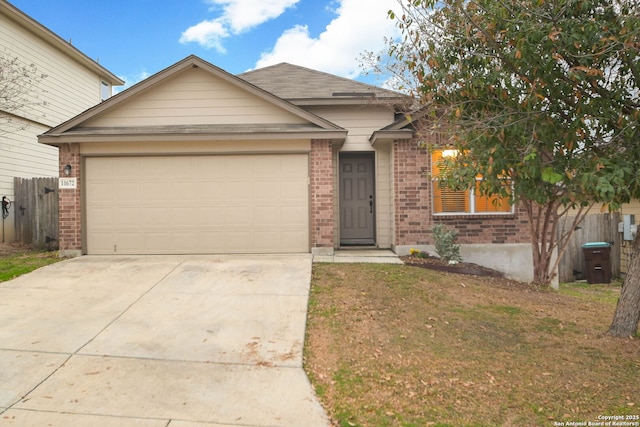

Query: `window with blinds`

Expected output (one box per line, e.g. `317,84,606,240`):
431,149,512,214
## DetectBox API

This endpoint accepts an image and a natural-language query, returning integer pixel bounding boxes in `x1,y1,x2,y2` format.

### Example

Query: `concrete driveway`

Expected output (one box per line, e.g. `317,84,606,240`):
0,255,329,427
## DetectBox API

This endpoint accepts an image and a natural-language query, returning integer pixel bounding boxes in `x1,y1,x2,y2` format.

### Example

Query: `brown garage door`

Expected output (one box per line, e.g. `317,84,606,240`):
85,154,309,254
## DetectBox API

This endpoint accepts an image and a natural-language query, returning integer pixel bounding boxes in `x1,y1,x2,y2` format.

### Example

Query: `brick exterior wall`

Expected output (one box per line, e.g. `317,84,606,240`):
310,139,334,248
393,139,432,245
58,144,82,253
393,137,531,246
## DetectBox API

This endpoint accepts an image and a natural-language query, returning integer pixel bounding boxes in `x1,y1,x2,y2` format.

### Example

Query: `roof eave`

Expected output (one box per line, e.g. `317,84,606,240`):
38,129,348,146
369,129,414,146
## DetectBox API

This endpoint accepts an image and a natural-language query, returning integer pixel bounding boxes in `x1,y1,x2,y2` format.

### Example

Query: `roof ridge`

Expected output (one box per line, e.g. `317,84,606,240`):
238,62,407,101
269,63,396,94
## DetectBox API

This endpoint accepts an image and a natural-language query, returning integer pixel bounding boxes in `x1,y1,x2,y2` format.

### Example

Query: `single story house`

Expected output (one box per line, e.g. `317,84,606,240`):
39,55,534,281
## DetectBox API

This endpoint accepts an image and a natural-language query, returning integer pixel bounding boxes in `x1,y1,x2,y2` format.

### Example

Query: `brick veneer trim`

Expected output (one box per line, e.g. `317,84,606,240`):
58,144,82,252
310,140,334,248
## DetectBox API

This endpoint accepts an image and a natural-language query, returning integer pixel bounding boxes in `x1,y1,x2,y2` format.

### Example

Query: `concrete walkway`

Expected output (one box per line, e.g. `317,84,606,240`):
312,249,403,264
0,255,329,427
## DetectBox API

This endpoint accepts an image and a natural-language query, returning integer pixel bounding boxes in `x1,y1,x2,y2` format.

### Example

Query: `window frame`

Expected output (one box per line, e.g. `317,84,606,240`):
431,149,514,216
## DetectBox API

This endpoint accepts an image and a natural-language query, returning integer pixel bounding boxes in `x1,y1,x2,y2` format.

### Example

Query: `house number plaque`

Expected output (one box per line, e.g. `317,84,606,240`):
59,177,77,189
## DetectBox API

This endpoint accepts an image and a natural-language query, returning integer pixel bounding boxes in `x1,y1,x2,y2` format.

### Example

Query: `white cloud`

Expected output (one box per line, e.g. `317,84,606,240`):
115,70,151,93
180,0,300,52
254,0,400,79
180,19,229,52
216,0,300,33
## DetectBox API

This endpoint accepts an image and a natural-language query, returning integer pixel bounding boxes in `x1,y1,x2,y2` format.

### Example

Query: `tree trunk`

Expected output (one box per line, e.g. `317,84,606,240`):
608,231,640,337
524,199,558,287
532,243,554,286
525,199,589,287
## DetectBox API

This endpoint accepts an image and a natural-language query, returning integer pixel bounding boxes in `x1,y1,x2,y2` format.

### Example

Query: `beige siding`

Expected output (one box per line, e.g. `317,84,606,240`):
620,200,640,217
1,14,103,128
86,68,309,128
308,105,395,151
0,122,56,180
376,143,393,248
332,146,340,247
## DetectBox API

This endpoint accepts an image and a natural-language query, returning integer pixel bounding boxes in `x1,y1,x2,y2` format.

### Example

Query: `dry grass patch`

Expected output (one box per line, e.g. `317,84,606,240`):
304,263,639,427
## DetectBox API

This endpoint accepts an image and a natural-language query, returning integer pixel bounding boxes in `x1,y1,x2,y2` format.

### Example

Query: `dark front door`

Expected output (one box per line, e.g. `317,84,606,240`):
339,153,375,245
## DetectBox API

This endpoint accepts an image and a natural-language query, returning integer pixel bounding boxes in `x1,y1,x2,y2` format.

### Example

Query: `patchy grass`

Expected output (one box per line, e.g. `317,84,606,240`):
558,281,624,305
305,263,639,427
0,246,62,282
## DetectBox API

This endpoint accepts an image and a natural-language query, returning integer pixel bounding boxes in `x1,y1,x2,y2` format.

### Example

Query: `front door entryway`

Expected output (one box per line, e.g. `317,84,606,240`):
339,153,375,246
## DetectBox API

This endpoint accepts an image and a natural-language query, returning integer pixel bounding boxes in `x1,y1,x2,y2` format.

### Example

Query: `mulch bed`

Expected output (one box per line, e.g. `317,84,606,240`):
400,255,505,278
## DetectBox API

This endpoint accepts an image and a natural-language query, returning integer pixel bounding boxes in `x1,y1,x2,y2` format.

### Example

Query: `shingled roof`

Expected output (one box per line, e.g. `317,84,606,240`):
238,63,409,106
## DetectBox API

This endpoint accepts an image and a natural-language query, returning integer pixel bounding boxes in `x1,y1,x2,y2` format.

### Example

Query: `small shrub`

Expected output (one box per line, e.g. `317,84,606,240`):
409,248,430,258
432,224,462,263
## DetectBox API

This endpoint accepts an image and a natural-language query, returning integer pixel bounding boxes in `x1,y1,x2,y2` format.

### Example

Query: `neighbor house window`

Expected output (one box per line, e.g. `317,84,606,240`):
101,80,111,101
431,149,512,214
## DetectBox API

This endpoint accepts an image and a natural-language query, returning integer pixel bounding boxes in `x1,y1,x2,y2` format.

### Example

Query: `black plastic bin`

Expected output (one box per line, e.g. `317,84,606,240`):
582,242,612,284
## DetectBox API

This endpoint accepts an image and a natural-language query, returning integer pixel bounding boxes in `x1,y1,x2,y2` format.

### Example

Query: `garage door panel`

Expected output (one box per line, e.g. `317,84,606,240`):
86,182,114,203
86,155,309,254
283,157,309,177
170,206,201,226
198,182,226,200
114,183,141,202
282,231,308,249
226,206,252,226
282,181,307,200
224,157,252,178
139,182,165,201
282,206,308,225
197,232,227,251
114,232,144,253
114,158,143,178
254,231,281,251
171,182,199,200
144,208,170,226
253,157,284,177
225,181,253,200
87,207,115,228
173,232,199,251
198,206,226,223
226,231,252,251
195,158,226,179
140,157,179,177
254,207,281,226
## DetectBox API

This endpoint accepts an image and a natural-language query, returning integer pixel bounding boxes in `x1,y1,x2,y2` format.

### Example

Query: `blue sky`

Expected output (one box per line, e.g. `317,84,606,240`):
10,0,401,89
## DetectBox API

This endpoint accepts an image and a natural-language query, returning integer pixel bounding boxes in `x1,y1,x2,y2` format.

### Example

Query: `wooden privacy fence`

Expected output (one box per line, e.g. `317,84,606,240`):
13,177,59,250
557,213,620,283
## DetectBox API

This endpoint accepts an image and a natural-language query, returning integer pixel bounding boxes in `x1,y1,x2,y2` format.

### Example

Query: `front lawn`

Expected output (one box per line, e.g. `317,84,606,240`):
305,263,639,427
0,245,62,282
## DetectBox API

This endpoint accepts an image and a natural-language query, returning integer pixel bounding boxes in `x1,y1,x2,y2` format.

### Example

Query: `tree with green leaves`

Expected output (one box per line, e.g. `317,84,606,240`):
386,0,640,335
